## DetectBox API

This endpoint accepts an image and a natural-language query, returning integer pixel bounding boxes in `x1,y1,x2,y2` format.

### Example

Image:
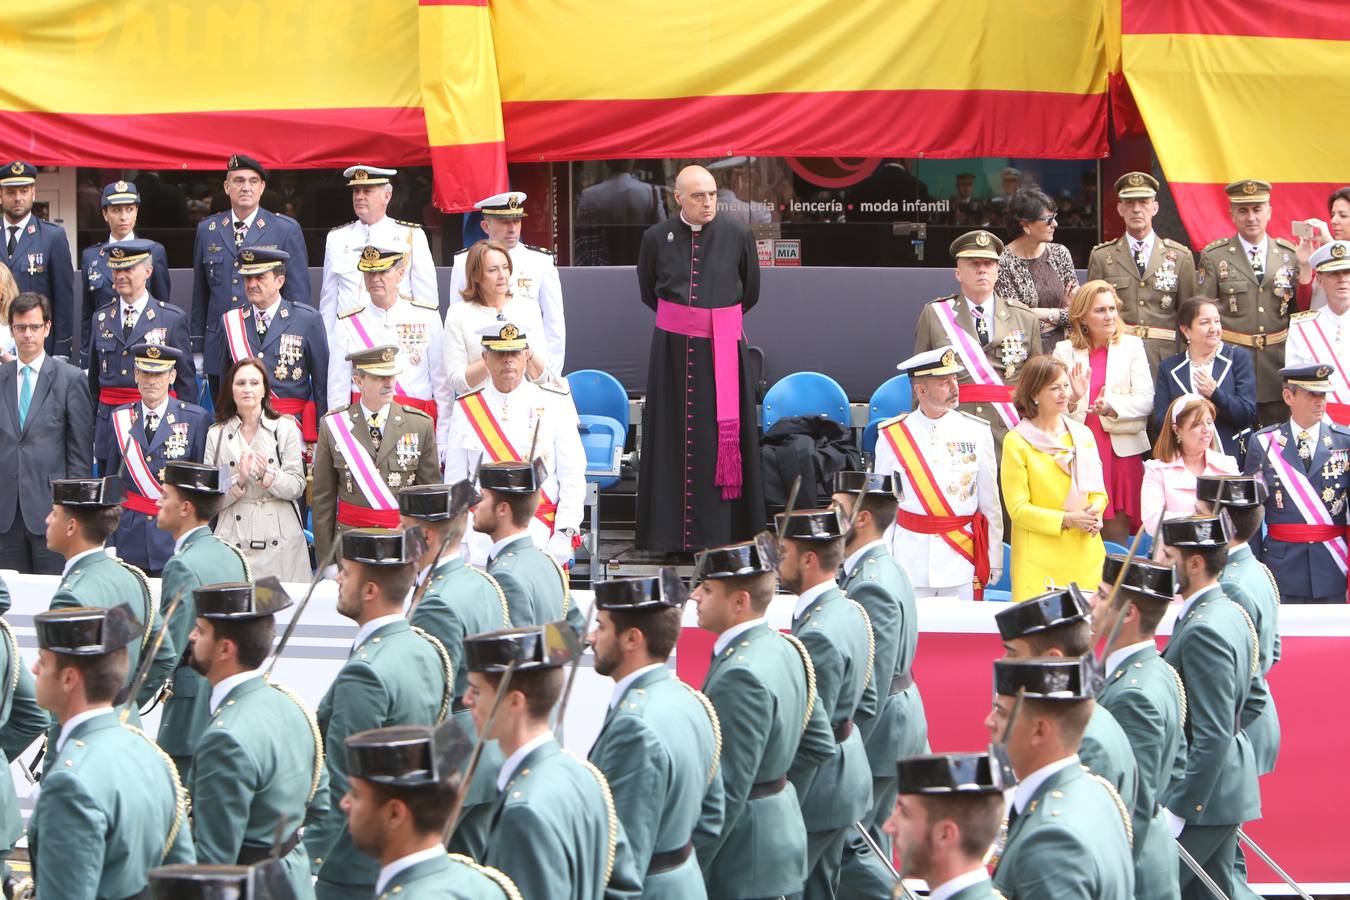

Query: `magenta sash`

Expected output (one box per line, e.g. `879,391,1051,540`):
655,299,744,499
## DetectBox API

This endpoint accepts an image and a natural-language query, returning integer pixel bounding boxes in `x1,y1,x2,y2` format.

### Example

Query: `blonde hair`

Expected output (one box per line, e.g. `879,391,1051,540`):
1152,394,1218,461
0,265,17,323
458,240,513,306
1066,279,1120,351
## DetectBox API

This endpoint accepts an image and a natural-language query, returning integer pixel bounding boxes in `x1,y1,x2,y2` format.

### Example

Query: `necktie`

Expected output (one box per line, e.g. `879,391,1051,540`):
1250,247,1264,282
1298,429,1312,472
145,410,159,440
369,412,383,450
18,365,32,428
973,304,990,344
1132,240,1147,275
234,220,247,249
255,309,268,338
5,226,15,257
122,305,135,339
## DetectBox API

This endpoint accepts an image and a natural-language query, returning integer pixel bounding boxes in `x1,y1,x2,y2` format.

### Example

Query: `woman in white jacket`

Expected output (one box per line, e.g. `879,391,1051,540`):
1053,279,1155,544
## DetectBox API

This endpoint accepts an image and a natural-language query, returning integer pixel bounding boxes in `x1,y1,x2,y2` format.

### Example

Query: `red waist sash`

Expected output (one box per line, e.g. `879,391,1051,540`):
896,508,991,598
122,492,159,516
1266,523,1346,543
958,384,1015,404
272,398,318,442
338,501,400,529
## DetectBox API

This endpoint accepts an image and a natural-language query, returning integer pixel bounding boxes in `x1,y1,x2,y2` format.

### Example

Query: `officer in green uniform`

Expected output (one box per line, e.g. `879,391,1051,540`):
149,857,293,899
28,604,194,898
1156,515,1262,900
153,460,251,775
831,471,926,898
883,750,1015,899
398,480,510,860
994,586,1140,820
1087,172,1197,372
0,575,39,893
466,622,642,899
341,721,521,899
45,477,176,726
588,571,724,899
185,579,327,899
777,508,876,900
691,535,835,898
312,344,440,568
309,529,453,899
1197,179,1300,425
473,459,586,636
1091,556,1185,900
986,656,1134,899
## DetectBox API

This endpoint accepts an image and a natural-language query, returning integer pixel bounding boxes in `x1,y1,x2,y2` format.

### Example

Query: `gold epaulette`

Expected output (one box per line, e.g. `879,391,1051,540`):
394,218,424,230
329,220,356,232
337,304,364,319
1161,237,1191,251
877,411,910,430
1204,236,1230,251
1290,309,1318,323
398,403,431,419
1275,236,1298,252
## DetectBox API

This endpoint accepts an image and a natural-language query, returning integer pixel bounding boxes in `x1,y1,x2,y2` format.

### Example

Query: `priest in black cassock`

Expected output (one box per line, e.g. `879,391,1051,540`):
636,164,764,553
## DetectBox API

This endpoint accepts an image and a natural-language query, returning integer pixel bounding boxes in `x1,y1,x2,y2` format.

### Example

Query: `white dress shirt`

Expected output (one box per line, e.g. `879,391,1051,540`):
351,613,404,652
793,579,836,622
608,663,665,710
496,731,554,792
929,869,995,900
843,539,886,578
1128,231,1156,267
120,291,150,329
62,546,107,578
1104,639,1156,678
1238,234,1269,272
173,525,210,556
209,668,263,714
488,530,531,563
1290,419,1321,451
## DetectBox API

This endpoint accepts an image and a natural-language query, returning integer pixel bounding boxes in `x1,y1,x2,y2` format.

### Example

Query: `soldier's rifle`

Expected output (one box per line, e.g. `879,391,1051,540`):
115,585,187,721
263,539,344,679
441,660,518,847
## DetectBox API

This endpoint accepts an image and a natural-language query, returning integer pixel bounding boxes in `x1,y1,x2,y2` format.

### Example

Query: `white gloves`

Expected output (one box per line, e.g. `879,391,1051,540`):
547,531,576,566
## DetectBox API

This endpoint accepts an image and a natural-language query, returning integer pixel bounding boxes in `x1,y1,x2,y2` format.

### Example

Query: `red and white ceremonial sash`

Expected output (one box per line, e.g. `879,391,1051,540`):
324,412,397,511
1261,431,1349,575
112,407,162,515
934,300,1019,431
346,314,413,397
1300,319,1350,423
223,307,254,365
458,391,559,533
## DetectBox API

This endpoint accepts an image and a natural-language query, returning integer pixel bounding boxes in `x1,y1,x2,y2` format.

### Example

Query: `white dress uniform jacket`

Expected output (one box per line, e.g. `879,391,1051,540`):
448,243,567,373
319,216,438,329
1286,307,1350,390
443,298,551,396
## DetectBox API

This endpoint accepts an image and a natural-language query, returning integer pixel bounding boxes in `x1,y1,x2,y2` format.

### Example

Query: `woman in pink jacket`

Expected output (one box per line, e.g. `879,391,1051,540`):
1140,393,1239,548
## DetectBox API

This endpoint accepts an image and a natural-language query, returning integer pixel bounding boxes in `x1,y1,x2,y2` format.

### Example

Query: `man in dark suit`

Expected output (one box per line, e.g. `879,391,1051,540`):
191,154,309,400
0,292,93,573
0,162,75,358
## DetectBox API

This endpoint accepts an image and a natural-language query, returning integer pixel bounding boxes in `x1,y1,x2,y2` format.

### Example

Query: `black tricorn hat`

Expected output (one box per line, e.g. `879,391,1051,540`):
346,718,473,789
479,459,547,494
593,568,687,612
1160,514,1231,549
463,621,579,672
1101,555,1177,605
692,532,779,583
340,528,428,566
397,480,480,522
993,655,1099,701
775,507,847,542
832,471,898,497
162,461,227,495
51,477,124,507
994,584,1089,641
896,746,1017,795
148,859,292,899
1195,475,1268,509
34,604,144,656
195,577,294,620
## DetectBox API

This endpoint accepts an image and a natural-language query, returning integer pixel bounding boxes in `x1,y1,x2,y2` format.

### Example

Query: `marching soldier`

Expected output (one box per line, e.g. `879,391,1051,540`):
80,180,171,363
466,623,642,899
328,245,448,449
28,604,194,897
308,529,453,899
318,165,438,330
153,461,251,775
913,230,1042,452
448,191,567,372
830,472,928,897
1242,363,1350,603
107,343,212,575
341,722,521,899
88,239,195,475
777,507,877,899
0,160,75,357
148,858,293,899
1198,179,1299,425
312,345,439,569
397,481,510,860
986,656,1135,898
875,347,1003,599
1088,172,1197,372
446,320,586,566
186,580,326,898
46,477,175,725
883,750,1014,899
1156,515,1263,899
192,153,310,399
1283,239,1350,424
588,572,724,898
691,535,834,899
217,246,328,443
0,574,40,889
1091,556,1185,900
472,459,586,637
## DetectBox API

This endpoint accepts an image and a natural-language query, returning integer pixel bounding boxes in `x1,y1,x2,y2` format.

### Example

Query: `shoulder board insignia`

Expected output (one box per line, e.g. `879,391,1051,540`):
329,220,357,232
1329,422,1350,436
1251,422,1279,436
401,292,438,310
928,293,960,306
539,380,571,395
337,304,365,319
399,404,431,418
1275,236,1298,252
1162,237,1190,250
394,218,423,230
1001,295,1032,310
322,406,350,420
956,409,994,428
1290,309,1318,323
877,411,909,430
1204,236,1230,251
455,387,485,401
522,243,555,258
1091,239,1115,251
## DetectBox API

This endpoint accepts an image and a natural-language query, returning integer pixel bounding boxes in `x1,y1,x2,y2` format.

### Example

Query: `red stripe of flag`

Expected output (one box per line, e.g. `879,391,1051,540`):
1122,0,1350,41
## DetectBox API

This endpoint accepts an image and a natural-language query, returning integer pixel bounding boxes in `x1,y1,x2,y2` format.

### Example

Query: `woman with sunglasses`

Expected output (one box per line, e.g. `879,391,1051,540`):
996,187,1081,346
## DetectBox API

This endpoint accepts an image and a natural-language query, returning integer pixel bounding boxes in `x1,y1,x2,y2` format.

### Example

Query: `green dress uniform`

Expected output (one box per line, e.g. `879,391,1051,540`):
469,624,642,900
29,605,195,899
156,515,251,773
1219,546,1280,773
587,573,724,899
380,852,521,899
692,538,835,900
0,595,33,874
991,657,1135,900
1088,232,1195,373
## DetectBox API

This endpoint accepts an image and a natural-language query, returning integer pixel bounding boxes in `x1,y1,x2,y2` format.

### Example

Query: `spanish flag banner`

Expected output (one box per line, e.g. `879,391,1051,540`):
491,0,1111,161
1121,0,1347,244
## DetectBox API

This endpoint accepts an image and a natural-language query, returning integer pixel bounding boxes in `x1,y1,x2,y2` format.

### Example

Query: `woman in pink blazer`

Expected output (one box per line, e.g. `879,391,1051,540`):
1140,393,1239,547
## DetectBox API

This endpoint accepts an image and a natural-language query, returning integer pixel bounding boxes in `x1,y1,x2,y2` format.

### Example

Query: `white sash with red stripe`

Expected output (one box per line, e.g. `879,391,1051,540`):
346,313,412,396
1261,430,1349,574
223,307,254,365
1302,318,1350,403
111,407,162,501
324,413,396,511
934,299,1019,430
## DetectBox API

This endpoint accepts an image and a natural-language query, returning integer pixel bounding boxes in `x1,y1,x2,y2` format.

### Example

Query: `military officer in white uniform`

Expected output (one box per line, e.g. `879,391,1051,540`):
318,165,437,331
327,245,451,452
443,321,585,567
1285,239,1350,425
446,191,567,372
873,347,1003,600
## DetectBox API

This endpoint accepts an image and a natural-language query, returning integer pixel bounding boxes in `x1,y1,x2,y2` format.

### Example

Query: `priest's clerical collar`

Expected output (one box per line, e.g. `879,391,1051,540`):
679,212,705,233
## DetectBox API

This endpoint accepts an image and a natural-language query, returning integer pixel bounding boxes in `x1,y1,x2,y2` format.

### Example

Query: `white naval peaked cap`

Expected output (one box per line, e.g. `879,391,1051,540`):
896,346,965,378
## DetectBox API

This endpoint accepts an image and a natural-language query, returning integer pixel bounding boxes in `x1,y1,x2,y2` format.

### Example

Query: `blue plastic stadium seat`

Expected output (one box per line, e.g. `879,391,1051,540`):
1103,540,1130,557
863,373,912,454
1133,530,1152,559
577,415,625,490
762,372,850,432
196,376,215,414
567,369,629,435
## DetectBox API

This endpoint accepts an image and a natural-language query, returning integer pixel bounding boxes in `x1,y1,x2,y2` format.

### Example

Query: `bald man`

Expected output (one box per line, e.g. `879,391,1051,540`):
636,166,764,553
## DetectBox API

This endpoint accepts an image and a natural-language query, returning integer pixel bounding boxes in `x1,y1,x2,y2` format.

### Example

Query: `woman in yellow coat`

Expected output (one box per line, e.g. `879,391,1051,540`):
1000,355,1108,600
